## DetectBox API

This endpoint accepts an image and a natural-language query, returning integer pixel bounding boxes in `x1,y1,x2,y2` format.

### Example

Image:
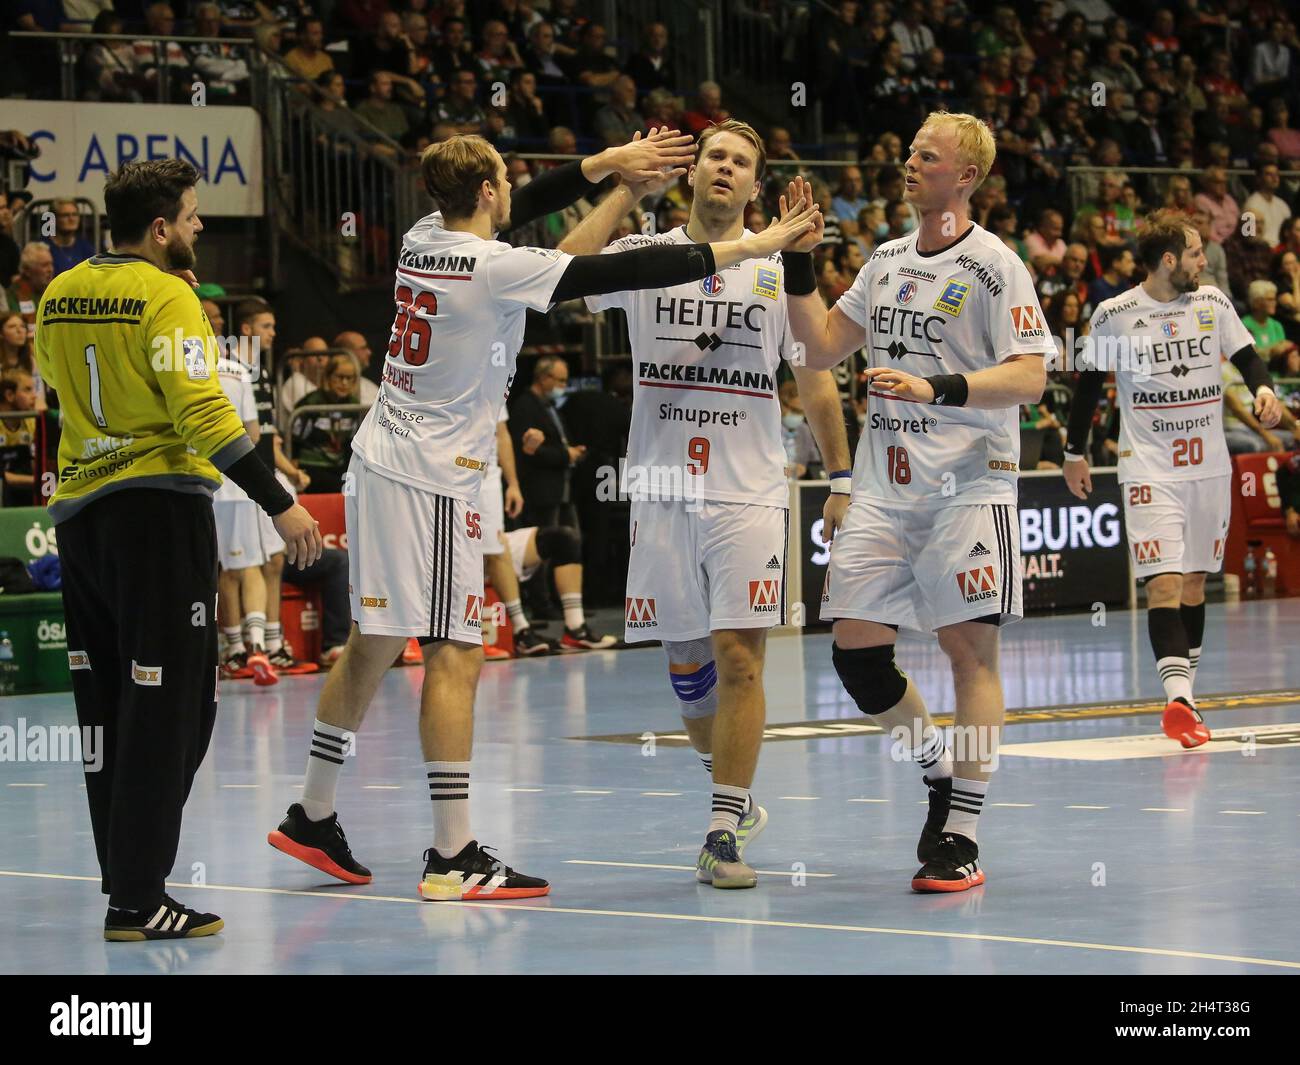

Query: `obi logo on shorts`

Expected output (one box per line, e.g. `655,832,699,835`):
626,597,657,628
1134,540,1162,565
464,595,483,629
748,579,780,613
360,596,388,608
956,566,997,604
130,660,162,686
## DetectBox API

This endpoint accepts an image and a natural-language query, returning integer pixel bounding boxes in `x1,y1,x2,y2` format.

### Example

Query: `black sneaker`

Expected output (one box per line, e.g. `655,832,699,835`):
513,627,554,656
220,650,253,680
267,646,320,675
911,833,985,893
267,803,373,884
560,624,617,650
417,840,550,900
917,775,953,863
104,895,224,941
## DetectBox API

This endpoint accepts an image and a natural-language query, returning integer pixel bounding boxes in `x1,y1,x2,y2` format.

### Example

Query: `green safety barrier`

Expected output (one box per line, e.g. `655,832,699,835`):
0,507,69,695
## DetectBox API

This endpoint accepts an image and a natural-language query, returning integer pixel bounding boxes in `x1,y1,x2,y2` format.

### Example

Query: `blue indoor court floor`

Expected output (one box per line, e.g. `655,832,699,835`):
2,599,1299,975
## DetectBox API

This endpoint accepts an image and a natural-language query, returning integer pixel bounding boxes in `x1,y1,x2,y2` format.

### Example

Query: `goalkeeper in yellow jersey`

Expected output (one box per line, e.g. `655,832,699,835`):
34,159,322,941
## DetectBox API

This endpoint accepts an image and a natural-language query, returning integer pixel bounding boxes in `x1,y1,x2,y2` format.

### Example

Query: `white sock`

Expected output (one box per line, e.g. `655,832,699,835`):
942,777,988,843
426,760,472,858
1188,646,1201,690
504,597,528,632
244,611,266,652
915,725,953,781
1157,655,1193,705
709,782,749,836
265,621,283,654
221,625,245,657
302,719,350,821
560,592,585,629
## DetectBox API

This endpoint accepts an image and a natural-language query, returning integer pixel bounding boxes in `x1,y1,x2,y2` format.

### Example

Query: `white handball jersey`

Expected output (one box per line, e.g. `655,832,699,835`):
1087,284,1253,484
214,355,257,504
350,211,573,501
836,224,1050,508
585,227,794,509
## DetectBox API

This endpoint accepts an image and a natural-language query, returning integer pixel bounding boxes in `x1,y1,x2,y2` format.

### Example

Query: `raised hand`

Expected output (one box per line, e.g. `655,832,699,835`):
780,176,825,253
747,187,821,257
625,129,687,199
602,127,695,183
863,366,935,404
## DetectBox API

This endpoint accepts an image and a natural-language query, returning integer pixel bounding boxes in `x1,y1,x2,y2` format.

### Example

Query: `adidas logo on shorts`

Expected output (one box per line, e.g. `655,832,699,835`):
967,542,991,558
766,554,781,570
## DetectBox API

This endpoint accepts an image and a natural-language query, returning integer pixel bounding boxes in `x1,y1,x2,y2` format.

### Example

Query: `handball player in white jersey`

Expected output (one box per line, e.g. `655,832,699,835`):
265,131,822,901
1063,211,1283,749
783,112,1050,893
583,120,852,889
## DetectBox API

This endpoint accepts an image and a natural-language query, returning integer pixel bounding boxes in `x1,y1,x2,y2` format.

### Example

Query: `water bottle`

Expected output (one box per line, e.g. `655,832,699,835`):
0,632,14,697
1263,548,1278,598
1243,543,1259,598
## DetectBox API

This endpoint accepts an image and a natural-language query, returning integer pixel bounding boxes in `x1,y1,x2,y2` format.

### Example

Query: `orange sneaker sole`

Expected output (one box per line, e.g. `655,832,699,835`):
267,830,372,884
912,870,985,893
1162,702,1210,749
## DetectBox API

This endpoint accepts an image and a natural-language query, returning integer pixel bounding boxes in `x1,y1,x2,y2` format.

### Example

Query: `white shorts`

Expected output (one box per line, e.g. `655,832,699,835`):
214,500,277,569
1122,475,1230,578
480,467,504,556
625,499,788,643
822,500,1022,634
345,456,485,645
502,526,539,582
254,470,296,558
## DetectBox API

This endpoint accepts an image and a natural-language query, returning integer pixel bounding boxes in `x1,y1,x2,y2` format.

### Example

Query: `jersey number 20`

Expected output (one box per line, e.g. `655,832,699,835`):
388,285,439,366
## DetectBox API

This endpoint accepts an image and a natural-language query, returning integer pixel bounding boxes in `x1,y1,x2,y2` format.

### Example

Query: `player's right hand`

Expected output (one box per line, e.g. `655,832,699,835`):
605,127,695,183
625,129,687,200
752,189,820,257
1063,454,1092,500
780,176,825,253
273,504,323,569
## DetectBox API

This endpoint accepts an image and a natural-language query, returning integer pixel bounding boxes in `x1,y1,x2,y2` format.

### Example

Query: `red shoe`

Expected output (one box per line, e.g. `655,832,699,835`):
267,647,319,675
483,644,512,660
247,648,279,687
221,651,254,680
402,638,423,665
1162,699,1210,749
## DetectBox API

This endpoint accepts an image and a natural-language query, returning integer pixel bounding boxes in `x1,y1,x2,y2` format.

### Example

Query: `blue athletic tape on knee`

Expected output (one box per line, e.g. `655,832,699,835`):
670,661,718,718
536,526,582,566
832,643,907,715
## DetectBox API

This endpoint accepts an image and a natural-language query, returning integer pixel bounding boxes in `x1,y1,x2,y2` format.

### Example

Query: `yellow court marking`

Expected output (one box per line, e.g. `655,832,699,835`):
2,869,1298,970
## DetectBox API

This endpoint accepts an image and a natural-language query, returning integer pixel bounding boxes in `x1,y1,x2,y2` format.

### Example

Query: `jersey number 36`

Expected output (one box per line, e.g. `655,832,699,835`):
388,285,439,366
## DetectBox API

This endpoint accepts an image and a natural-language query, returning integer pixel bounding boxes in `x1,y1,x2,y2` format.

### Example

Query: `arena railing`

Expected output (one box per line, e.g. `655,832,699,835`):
1067,165,1300,217
282,402,371,463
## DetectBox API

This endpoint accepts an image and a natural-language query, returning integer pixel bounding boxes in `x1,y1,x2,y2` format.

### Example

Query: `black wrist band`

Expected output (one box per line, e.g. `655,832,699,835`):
925,373,969,407
224,449,294,516
783,251,817,296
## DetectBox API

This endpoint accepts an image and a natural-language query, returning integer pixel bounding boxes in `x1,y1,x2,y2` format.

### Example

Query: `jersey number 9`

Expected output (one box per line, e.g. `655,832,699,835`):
687,436,710,475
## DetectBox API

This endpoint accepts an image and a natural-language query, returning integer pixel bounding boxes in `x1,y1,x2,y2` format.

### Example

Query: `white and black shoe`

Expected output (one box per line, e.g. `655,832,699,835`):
104,895,224,941
917,776,952,863
513,628,554,656
911,833,985,893
560,624,618,650
417,841,550,901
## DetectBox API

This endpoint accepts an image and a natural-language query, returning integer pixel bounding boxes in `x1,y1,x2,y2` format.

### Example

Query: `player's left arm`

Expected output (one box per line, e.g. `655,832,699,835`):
1228,344,1283,428
497,417,524,518
864,353,1048,409
791,364,853,538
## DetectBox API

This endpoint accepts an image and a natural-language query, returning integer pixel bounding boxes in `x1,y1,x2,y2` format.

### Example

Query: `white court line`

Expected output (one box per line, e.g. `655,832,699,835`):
363,785,402,791
564,859,836,878
640,792,682,797
1066,805,1110,810
572,790,612,795
220,784,259,789
990,803,1034,808
2,869,1295,971
1142,807,1186,812
506,787,544,793
7,783,45,788
1220,810,1265,815
779,796,819,801
848,798,890,803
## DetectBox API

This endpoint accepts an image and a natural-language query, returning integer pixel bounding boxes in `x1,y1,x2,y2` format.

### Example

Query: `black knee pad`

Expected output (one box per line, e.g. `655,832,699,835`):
832,643,907,716
536,525,582,566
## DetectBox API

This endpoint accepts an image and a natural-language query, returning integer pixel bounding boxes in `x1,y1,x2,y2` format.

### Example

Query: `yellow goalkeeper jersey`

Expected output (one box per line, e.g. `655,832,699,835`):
34,252,253,523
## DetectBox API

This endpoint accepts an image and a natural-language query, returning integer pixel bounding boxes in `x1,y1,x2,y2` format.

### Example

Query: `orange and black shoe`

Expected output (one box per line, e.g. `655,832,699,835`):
267,646,320,676
268,803,373,884
246,646,278,687
417,841,550,901
1162,698,1210,749
221,650,254,680
912,833,985,893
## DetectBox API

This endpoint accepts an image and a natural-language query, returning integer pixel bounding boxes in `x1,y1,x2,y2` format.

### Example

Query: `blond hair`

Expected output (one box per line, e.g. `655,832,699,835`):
696,119,767,180
918,111,996,189
421,135,500,219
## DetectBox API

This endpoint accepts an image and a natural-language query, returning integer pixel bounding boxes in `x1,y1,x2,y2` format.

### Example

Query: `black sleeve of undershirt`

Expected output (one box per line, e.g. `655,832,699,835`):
499,160,600,234
223,448,295,517
1064,370,1106,458
550,243,717,304
1229,344,1274,395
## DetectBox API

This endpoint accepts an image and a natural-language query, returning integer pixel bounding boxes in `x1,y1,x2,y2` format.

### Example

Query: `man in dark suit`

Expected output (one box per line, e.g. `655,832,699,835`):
510,354,585,532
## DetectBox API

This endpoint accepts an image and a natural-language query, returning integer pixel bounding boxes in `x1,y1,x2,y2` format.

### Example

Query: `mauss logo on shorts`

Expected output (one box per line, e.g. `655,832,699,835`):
821,570,830,604
956,566,997,604
748,579,780,613
933,279,970,317
1196,308,1215,330
701,274,725,296
464,594,483,629
1214,537,1224,561
626,596,657,627
130,660,162,686
1010,305,1045,341
1134,540,1162,564
360,595,388,608
753,266,778,299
